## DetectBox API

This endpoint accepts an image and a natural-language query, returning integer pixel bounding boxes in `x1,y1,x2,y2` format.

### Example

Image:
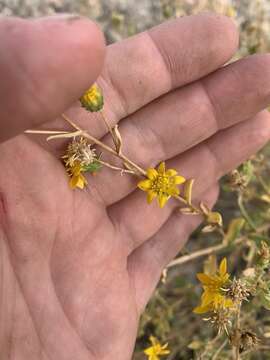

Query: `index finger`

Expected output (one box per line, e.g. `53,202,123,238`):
99,12,239,120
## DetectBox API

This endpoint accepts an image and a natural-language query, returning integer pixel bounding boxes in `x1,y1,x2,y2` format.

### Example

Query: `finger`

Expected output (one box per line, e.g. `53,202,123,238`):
110,110,270,253
127,185,219,311
0,15,105,142
38,12,238,142
99,12,238,118
84,54,270,206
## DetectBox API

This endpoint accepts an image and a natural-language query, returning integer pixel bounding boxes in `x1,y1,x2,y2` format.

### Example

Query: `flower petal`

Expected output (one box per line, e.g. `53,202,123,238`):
147,168,158,180
138,179,152,191
158,162,166,174
193,304,212,314
167,187,180,196
173,175,186,185
158,193,169,208
69,176,78,189
166,169,178,177
196,273,213,285
147,190,157,204
219,258,227,276
201,291,214,306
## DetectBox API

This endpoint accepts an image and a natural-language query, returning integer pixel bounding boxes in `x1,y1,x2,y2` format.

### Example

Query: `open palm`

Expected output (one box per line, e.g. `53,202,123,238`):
1,13,270,360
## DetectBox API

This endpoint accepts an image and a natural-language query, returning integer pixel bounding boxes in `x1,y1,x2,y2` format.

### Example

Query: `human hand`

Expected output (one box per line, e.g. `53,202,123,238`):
0,13,270,360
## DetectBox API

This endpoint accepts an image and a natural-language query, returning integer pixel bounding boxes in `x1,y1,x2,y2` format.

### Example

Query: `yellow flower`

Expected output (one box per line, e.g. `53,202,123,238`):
137,162,186,208
80,84,104,112
194,258,234,314
68,162,88,190
144,336,170,360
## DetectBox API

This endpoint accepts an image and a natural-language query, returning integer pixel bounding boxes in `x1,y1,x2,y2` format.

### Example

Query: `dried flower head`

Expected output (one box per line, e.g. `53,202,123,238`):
228,278,250,304
239,330,260,353
144,336,170,360
137,162,186,208
80,84,104,112
62,137,102,189
204,310,232,335
194,258,234,314
63,137,98,168
230,330,260,353
228,169,249,191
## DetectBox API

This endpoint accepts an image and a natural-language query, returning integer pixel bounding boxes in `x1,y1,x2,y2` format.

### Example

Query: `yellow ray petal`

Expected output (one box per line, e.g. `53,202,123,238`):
158,193,169,208
158,162,166,174
138,179,152,191
147,168,158,179
173,175,186,185
147,190,157,204
219,258,227,276
167,187,180,196
165,169,178,176
196,273,213,285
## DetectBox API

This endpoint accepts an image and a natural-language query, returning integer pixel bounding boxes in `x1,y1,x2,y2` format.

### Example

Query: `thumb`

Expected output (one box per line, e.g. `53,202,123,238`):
0,15,105,142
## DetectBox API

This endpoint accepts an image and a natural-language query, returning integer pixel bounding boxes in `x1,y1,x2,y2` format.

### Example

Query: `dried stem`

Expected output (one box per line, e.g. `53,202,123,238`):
62,113,147,176
167,237,244,269
212,339,228,360
234,305,242,360
97,159,135,174
25,129,70,135
100,111,116,144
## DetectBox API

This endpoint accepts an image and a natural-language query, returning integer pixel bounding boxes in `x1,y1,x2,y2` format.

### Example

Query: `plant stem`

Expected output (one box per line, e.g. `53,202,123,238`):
167,224,270,268
100,111,116,144
62,113,147,176
238,194,257,231
234,305,242,360
212,339,228,360
25,129,70,135
167,237,243,268
97,159,134,174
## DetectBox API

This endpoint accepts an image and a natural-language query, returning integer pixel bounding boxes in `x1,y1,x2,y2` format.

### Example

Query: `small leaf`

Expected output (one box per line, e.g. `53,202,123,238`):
259,290,270,310
201,224,216,233
188,340,204,350
179,207,198,215
223,218,245,244
83,161,102,173
183,178,194,205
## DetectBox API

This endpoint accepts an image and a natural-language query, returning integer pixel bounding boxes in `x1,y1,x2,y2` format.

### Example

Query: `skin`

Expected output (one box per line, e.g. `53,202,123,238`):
0,12,270,360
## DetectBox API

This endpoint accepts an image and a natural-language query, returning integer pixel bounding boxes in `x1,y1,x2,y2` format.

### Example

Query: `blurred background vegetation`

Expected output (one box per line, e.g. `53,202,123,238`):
1,0,270,358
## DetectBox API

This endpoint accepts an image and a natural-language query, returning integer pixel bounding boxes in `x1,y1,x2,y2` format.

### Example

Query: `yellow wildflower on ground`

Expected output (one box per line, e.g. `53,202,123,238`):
137,162,186,208
144,336,170,360
68,161,88,190
80,83,104,112
194,258,234,314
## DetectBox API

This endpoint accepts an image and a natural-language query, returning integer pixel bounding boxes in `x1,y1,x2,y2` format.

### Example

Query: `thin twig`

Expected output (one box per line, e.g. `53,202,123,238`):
97,159,135,174
62,113,147,176
234,305,242,360
166,238,242,269
212,339,228,360
25,129,70,135
200,333,221,359
100,111,116,143
238,194,257,231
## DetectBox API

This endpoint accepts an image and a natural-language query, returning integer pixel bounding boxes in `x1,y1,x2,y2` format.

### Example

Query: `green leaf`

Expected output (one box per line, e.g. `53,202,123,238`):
259,289,270,310
223,218,245,244
83,161,102,173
